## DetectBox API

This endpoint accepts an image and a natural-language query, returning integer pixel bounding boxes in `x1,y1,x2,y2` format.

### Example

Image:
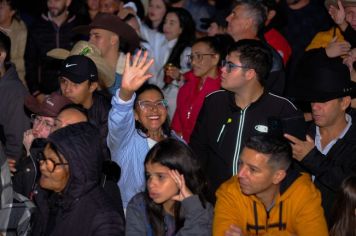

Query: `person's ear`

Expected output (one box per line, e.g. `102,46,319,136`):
272,170,286,185
89,81,98,92
244,68,256,81
341,96,351,110
266,10,276,25
110,34,119,46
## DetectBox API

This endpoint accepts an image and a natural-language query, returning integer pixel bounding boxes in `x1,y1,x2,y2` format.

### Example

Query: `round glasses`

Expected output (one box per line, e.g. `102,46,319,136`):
31,114,55,130
38,151,68,173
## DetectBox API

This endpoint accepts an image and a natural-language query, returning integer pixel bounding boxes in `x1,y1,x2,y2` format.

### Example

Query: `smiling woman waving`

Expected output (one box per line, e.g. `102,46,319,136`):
107,50,183,210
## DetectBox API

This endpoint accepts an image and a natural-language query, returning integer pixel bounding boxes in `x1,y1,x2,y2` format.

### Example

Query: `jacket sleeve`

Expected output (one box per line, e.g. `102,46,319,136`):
176,195,213,236
125,195,148,236
1,88,30,160
293,177,329,236
300,146,356,191
213,178,242,236
91,211,125,236
107,90,137,159
189,99,210,169
24,27,40,94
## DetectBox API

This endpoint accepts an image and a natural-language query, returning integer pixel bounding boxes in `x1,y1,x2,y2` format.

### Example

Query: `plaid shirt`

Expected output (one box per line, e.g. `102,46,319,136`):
0,144,35,236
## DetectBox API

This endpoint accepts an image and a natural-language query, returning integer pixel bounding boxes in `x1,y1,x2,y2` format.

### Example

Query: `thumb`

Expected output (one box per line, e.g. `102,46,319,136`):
306,135,314,143
330,36,338,43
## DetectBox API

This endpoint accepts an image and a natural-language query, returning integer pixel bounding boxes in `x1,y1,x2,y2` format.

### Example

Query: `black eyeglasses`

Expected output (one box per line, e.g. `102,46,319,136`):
221,60,250,73
38,152,69,173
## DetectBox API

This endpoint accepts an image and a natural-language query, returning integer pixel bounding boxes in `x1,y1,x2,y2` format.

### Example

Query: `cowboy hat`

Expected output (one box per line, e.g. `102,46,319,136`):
74,13,140,53
47,40,115,88
291,50,356,102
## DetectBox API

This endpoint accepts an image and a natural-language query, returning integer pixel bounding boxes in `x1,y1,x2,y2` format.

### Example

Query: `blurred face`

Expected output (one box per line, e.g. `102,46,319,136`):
238,148,281,198
221,52,249,92
134,89,168,134
345,6,356,30
39,144,70,192
148,0,167,24
47,0,70,18
89,28,118,57
59,77,97,108
311,97,349,128
146,162,178,208
226,5,250,41
32,115,55,138
99,0,121,14
207,22,223,37
87,0,99,11
190,42,218,79
163,12,182,41
0,1,15,26
51,109,88,133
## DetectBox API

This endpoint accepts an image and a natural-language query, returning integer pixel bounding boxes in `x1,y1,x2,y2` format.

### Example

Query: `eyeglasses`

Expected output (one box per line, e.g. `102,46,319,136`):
187,53,216,63
221,60,249,73
38,152,69,173
137,100,168,111
31,114,55,130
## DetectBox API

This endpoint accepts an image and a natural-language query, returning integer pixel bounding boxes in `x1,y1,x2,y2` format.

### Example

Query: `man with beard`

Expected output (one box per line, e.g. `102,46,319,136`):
24,0,81,102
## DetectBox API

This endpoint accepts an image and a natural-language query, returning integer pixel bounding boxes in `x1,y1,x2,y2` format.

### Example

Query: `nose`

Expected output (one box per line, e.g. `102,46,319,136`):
226,13,232,22
311,102,322,111
237,165,247,178
147,177,156,190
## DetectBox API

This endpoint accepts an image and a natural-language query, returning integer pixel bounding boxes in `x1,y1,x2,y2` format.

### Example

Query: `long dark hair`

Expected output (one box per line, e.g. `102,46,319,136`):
330,175,356,236
143,138,207,236
134,83,171,137
165,7,196,69
144,0,169,33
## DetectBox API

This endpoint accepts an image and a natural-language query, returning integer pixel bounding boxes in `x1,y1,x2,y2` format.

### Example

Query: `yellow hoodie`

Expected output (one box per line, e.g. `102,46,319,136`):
213,173,328,236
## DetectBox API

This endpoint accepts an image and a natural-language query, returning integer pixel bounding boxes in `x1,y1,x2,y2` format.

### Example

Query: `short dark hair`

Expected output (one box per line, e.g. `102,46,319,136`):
233,0,267,34
228,39,272,84
0,31,11,63
244,134,292,170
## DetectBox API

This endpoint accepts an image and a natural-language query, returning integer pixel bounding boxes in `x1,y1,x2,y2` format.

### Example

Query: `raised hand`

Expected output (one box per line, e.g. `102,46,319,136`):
169,169,193,201
328,1,348,30
119,50,154,101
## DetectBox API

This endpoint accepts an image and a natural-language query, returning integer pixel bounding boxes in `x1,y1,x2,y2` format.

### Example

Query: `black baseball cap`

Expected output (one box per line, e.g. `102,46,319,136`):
59,55,98,83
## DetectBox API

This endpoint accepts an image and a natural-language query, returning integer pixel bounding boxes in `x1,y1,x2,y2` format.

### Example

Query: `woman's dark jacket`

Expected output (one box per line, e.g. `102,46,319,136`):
31,122,125,236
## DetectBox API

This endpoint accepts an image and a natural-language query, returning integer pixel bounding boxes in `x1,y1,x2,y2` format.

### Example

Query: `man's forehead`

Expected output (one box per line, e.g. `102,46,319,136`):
90,28,115,36
227,52,241,62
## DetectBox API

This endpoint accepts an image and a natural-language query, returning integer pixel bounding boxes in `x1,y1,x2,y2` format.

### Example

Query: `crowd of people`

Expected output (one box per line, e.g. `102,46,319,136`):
0,0,355,235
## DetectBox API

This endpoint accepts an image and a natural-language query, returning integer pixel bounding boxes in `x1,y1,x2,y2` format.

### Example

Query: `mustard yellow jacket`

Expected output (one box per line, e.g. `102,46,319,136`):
213,172,328,236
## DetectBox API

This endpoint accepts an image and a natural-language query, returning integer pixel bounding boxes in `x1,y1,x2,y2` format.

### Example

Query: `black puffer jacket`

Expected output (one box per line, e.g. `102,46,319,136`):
31,122,125,236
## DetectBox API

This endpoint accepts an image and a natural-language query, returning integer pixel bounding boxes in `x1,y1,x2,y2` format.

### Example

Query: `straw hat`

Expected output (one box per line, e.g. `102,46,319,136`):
47,40,115,88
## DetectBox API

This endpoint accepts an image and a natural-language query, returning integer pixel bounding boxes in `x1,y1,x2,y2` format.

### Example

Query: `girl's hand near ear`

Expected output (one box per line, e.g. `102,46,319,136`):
169,169,193,201
119,50,154,101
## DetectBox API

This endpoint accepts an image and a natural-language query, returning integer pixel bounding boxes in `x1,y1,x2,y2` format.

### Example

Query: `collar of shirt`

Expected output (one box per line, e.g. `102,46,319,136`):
315,114,352,155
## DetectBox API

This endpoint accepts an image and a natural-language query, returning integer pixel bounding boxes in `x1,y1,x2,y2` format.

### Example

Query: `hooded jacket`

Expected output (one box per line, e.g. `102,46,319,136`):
213,171,328,236
31,122,124,236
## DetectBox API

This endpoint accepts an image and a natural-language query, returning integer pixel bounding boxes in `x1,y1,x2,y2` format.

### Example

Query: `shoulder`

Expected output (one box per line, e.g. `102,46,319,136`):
264,93,298,110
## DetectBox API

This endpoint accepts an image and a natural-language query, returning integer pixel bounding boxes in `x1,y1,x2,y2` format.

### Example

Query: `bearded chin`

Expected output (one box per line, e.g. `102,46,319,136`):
50,6,66,18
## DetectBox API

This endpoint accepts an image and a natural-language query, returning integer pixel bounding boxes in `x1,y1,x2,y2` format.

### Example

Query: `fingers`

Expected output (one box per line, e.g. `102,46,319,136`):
124,52,131,70
284,133,301,144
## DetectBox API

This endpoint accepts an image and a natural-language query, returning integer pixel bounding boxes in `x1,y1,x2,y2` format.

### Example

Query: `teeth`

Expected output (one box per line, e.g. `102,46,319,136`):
148,116,159,120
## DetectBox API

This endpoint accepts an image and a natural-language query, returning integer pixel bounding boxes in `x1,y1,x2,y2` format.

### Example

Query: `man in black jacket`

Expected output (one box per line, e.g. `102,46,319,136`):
24,0,81,101
226,0,286,95
189,39,301,203
284,50,356,226
59,55,112,160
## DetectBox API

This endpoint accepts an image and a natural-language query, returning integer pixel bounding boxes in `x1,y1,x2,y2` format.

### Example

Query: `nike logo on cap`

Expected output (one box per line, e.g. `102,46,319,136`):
65,63,77,68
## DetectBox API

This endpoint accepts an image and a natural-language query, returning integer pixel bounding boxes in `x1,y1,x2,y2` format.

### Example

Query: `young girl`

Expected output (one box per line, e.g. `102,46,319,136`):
140,7,196,118
171,35,234,142
329,175,356,236
108,50,181,209
126,138,213,235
